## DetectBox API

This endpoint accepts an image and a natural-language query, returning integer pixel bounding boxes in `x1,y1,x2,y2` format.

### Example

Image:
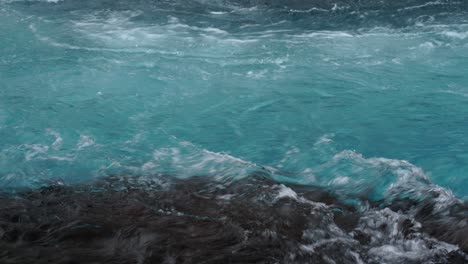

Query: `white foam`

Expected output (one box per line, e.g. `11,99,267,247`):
209,11,227,15
329,176,350,185
315,134,334,145
417,41,436,51
144,136,259,180
289,7,328,13
399,1,450,11
202,27,228,35
46,129,63,150
442,89,468,98
442,31,468,39
360,208,459,262
217,194,235,200
40,155,74,161
141,161,157,171
24,144,49,161
222,38,259,44
320,149,462,209
332,150,429,182
77,135,95,150
295,31,354,39
276,184,298,200
30,23,171,54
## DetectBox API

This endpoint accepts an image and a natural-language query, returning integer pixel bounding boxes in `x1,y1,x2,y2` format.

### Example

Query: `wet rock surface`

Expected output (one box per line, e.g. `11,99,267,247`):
0,174,467,264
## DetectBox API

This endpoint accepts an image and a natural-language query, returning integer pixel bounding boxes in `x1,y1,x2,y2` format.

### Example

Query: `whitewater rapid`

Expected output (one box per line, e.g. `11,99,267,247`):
1,1,468,262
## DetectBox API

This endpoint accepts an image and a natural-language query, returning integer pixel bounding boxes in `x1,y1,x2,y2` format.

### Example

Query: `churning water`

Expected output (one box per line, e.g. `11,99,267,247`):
1,0,468,263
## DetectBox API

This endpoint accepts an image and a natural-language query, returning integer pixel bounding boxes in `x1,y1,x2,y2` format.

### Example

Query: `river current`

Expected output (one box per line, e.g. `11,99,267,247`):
1,0,468,263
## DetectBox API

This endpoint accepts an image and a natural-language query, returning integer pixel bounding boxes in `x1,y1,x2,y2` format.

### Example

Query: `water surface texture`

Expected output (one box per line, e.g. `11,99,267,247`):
1,0,468,197
2,0,468,263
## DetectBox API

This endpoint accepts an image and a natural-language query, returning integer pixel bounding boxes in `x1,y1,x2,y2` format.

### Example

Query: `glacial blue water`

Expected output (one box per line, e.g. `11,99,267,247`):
0,0,467,201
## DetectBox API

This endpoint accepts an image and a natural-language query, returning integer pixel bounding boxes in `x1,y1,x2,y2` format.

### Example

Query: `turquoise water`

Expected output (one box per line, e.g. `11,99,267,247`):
1,0,468,200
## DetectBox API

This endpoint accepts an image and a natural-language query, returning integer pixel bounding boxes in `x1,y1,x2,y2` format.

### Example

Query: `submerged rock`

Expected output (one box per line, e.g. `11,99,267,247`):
0,174,467,264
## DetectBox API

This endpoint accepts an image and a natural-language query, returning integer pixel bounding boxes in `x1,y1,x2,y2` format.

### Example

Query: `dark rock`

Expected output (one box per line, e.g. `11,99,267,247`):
0,174,466,263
